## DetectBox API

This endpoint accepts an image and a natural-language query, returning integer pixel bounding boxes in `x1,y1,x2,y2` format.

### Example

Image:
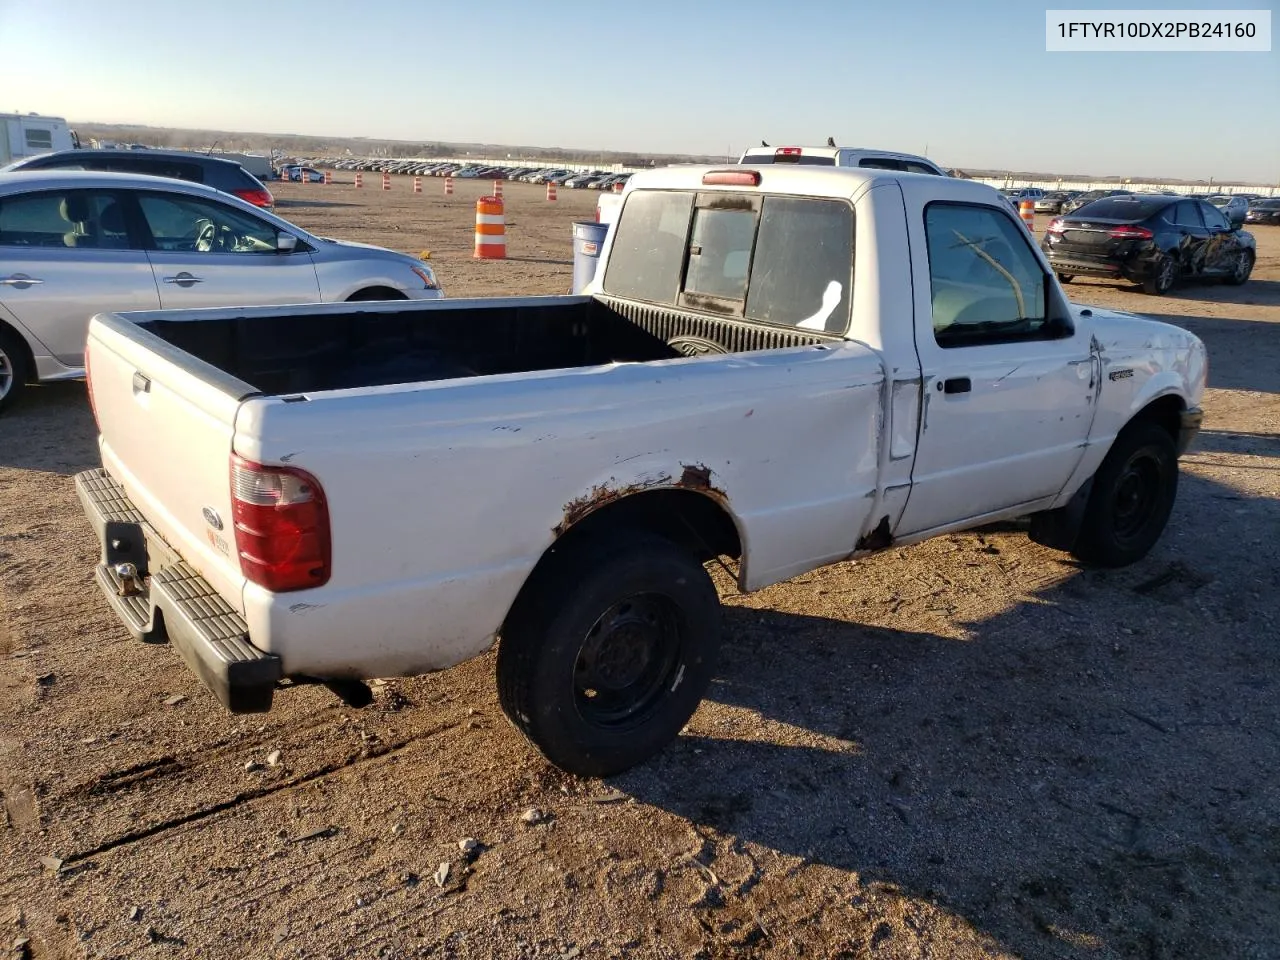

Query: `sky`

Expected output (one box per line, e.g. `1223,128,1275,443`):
1,0,1277,182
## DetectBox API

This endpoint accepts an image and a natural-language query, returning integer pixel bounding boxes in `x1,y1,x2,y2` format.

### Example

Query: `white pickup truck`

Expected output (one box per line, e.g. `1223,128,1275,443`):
76,164,1206,776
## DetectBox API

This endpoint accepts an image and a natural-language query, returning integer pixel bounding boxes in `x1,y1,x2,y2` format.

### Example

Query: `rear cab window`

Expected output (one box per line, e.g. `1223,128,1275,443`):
603,190,854,334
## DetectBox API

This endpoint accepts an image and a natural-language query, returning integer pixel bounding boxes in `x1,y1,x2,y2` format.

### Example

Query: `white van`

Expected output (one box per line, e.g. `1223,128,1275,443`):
0,113,76,166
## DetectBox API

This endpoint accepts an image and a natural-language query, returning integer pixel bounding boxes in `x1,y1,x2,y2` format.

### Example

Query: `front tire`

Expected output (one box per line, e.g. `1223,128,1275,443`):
0,327,31,415
497,531,721,777
1225,249,1254,286
1142,254,1176,295
1072,421,1178,567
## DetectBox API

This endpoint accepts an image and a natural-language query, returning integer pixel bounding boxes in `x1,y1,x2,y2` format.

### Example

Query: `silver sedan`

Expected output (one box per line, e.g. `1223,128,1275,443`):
0,171,442,412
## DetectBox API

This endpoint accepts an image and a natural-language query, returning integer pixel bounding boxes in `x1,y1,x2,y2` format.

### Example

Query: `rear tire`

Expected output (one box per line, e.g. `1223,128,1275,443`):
1225,249,1254,286
497,531,721,777
1056,273,1074,284
1142,255,1176,296
1072,420,1178,567
0,327,31,415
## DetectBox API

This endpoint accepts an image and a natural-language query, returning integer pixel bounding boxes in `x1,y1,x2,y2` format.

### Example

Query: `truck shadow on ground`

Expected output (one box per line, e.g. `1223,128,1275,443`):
1190,429,1280,458
616,472,1280,958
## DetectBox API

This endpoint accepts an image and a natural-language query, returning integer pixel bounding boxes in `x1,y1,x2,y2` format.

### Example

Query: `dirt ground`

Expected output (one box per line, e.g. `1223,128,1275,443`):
1,175,1277,960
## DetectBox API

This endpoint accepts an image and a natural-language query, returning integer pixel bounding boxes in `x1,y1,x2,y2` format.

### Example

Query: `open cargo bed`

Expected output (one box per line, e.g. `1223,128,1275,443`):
133,295,836,395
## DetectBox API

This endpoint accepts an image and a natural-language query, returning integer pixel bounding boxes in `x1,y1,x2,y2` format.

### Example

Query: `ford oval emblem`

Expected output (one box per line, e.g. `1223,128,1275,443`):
202,506,224,531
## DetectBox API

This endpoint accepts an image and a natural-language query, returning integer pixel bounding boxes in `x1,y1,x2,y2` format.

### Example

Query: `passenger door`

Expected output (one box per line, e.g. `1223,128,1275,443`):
1198,202,1240,275
134,190,320,309
897,200,1096,536
1169,201,1209,274
0,187,158,366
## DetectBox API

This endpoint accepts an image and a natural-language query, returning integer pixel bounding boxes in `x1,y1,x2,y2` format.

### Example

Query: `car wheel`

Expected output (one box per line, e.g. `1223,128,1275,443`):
1142,254,1176,295
1071,420,1178,568
0,326,31,415
1057,273,1074,284
497,530,722,777
1225,249,1254,286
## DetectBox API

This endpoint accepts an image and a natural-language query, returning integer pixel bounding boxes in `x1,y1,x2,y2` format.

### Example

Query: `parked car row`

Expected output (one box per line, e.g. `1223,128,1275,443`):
273,156,635,191
1001,185,1275,225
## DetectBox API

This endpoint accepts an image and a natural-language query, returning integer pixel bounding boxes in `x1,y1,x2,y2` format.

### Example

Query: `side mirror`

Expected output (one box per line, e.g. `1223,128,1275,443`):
276,233,298,253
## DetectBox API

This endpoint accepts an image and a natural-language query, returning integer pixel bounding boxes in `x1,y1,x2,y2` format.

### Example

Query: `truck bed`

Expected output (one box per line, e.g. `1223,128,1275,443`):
134,295,834,396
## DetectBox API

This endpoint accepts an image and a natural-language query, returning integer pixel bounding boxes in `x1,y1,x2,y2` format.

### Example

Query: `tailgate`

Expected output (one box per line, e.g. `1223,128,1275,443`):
87,312,256,613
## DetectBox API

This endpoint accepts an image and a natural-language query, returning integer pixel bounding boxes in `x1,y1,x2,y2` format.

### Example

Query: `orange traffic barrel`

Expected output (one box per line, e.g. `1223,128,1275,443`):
444,176,453,196
493,179,504,199
613,181,623,193
382,172,391,191
413,176,422,194
1019,200,1035,232
547,181,557,201
323,169,331,185
474,196,506,259
354,172,363,189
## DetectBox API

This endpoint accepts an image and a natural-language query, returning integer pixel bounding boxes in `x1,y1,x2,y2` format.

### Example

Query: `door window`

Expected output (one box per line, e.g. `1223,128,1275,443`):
1200,203,1230,231
924,203,1052,348
137,192,280,253
1172,202,1204,228
0,190,131,249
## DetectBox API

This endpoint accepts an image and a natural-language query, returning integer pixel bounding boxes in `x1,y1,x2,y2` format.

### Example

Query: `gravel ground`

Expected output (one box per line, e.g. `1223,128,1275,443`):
1,177,1277,960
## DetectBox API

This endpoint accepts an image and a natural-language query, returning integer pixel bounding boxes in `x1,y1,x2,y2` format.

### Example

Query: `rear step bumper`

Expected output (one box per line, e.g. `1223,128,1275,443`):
75,468,281,713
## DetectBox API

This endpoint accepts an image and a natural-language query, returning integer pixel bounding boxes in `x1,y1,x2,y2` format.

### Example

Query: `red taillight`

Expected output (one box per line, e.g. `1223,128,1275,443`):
702,170,761,187
84,341,98,429
231,455,330,592
1047,218,1066,235
775,147,802,156
1107,225,1153,240
234,188,275,209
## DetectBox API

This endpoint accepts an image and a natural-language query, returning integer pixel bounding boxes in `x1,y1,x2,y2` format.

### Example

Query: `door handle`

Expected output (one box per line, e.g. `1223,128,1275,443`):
942,377,971,394
0,275,44,287
162,273,204,286
132,372,151,394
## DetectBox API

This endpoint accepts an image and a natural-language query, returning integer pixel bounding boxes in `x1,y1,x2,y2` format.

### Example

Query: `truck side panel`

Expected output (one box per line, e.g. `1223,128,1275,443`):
233,345,887,679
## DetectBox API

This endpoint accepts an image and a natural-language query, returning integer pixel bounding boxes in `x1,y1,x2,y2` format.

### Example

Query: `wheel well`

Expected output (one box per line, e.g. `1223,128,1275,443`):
1133,394,1184,442
553,489,742,565
346,286,407,302
0,319,37,383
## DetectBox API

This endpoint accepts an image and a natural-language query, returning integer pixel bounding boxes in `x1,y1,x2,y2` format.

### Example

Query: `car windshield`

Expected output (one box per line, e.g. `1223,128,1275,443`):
1072,197,1170,220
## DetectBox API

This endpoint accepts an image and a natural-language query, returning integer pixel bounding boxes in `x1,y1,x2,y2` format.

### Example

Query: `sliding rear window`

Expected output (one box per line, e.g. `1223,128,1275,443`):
603,190,854,334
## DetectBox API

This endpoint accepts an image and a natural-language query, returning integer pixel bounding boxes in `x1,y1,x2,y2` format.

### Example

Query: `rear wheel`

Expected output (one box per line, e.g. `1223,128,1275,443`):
1056,273,1074,284
497,531,721,777
1142,255,1176,295
1072,420,1178,567
0,327,31,415
1225,249,1254,286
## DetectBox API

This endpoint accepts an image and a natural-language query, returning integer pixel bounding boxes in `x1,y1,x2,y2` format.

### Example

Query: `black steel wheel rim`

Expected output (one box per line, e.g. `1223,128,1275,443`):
573,593,683,728
1113,452,1161,541
0,348,11,400
1158,258,1174,290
